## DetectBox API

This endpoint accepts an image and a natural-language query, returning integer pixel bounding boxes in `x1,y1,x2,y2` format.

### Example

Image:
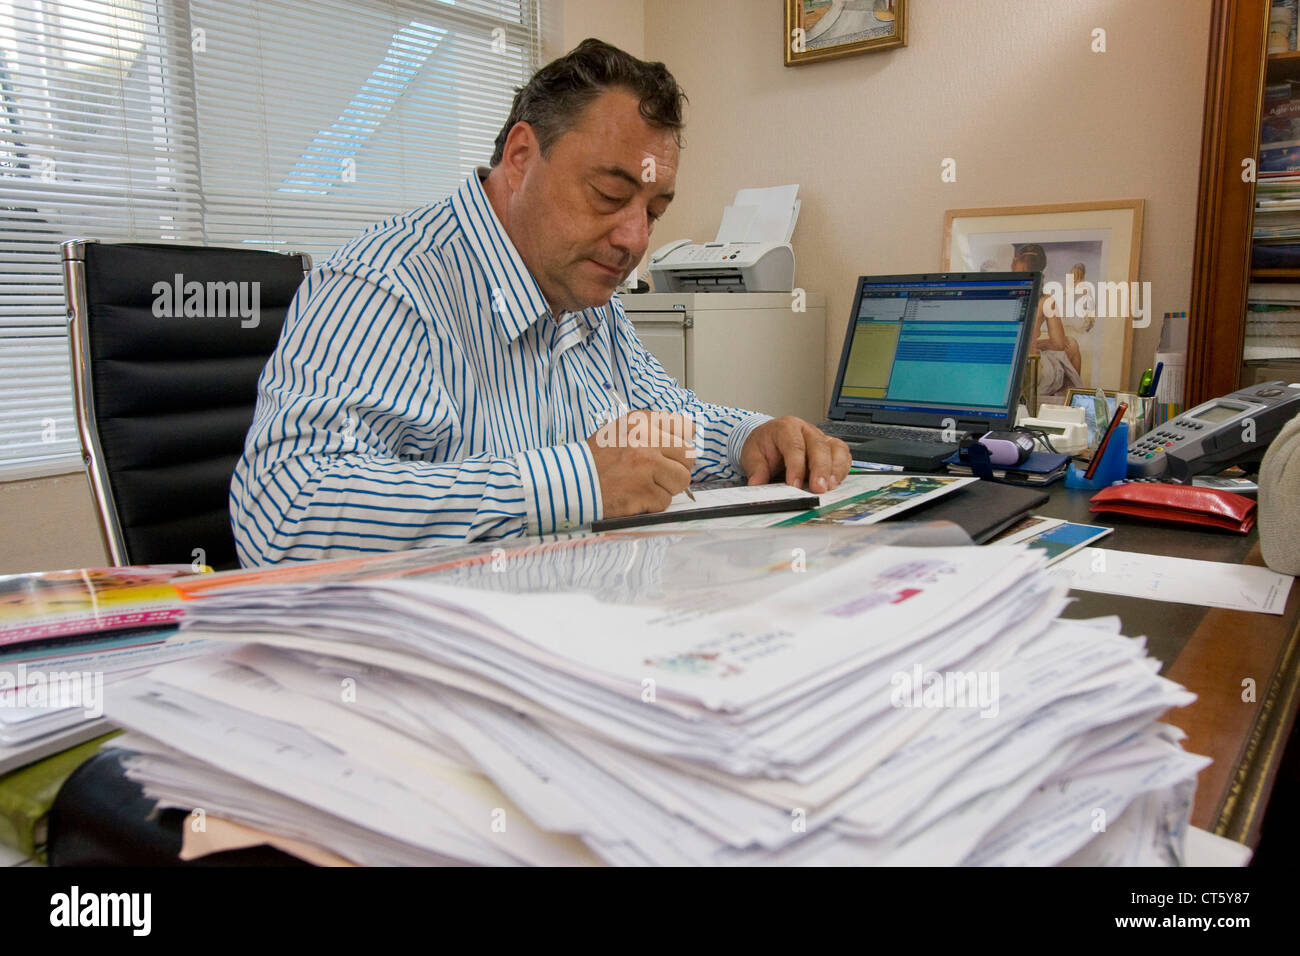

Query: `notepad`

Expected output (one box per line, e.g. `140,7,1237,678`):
590,483,819,532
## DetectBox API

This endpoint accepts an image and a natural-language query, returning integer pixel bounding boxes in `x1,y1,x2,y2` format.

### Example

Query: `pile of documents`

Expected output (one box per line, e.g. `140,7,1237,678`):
1245,282,1300,361
102,526,1208,866
0,565,213,774
715,184,800,244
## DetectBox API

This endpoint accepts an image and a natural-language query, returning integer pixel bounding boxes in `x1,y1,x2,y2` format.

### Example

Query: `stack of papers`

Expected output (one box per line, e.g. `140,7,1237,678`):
1254,171,1300,238
102,527,1208,866
715,185,801,244
0,565,215,773
1245,283,1300,360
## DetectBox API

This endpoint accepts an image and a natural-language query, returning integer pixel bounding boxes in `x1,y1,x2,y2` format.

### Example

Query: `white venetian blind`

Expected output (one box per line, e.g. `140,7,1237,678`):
0,0,201,479
0,0,539,480
188,0,538,257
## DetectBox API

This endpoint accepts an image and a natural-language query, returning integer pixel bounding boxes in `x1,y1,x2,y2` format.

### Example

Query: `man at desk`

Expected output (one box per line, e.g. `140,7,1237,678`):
230,39,850,565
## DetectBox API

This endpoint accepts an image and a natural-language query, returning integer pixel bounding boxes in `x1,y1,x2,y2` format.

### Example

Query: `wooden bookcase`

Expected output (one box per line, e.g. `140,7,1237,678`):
1190,1,1300,402
1189,1,1272,404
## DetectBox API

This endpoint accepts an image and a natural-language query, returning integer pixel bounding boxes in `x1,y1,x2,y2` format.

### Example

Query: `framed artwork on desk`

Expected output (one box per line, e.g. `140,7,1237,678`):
1021,354,1040,417
785,0,907,66
1062,387,1145,448
1063,387,1120,449
942,200,1145,405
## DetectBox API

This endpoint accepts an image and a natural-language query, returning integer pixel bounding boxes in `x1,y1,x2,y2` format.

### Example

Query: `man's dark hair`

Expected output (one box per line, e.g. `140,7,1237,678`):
490,38,686,166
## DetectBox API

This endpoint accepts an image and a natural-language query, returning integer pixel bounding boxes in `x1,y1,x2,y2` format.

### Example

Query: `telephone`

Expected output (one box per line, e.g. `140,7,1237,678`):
1126,381,1300,480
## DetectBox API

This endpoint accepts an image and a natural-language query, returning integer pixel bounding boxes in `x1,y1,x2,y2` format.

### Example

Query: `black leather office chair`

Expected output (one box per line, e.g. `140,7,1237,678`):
61,240,311,570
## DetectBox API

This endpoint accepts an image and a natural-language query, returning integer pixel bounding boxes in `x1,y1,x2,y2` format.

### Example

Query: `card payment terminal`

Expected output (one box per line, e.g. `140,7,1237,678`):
1127,381,1300,480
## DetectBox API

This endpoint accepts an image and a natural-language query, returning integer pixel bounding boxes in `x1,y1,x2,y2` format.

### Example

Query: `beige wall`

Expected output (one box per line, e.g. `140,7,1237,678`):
546,0,646,60
0,1,1214,575
644,0,1213,398
0,472,107,573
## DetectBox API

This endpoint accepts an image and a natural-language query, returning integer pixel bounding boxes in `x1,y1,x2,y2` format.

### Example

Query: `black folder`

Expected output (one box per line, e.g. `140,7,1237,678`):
887,479,1049,544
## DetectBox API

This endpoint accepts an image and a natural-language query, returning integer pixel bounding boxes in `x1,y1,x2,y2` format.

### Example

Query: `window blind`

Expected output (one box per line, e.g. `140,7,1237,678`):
0,0,539,480
188,0,539,256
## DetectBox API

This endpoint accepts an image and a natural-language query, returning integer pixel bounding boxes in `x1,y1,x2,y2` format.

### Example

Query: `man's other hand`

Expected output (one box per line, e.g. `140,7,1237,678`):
586,410,695,518
740,416,851,493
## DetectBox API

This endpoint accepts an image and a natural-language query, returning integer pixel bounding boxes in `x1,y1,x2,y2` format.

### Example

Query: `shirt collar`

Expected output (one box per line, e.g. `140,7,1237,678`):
451,167,552,343
451,168,609,344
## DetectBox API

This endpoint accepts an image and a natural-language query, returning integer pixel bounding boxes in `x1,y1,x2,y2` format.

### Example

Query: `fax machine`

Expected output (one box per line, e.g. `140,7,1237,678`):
648,239,795,293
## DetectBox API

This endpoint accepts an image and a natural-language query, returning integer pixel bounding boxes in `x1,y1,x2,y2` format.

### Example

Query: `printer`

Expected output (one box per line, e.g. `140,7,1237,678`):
646,184,802,293
647,239,795,293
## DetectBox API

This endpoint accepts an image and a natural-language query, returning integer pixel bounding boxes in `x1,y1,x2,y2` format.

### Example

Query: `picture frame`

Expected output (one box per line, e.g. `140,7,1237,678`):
785,0,907,67
1021,354,1040,417
943,200,1145,405
1062,387,1143,447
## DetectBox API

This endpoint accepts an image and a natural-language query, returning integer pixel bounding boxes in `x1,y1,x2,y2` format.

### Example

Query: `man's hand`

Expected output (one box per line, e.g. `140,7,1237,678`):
586,410,696,518
740,416,851,493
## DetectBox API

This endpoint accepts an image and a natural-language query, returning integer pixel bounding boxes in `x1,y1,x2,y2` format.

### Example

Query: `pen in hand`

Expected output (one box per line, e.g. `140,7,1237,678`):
603,382,695,501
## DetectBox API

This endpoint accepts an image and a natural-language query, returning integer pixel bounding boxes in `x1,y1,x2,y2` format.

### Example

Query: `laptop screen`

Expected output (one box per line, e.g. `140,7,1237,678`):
829,273,1040,427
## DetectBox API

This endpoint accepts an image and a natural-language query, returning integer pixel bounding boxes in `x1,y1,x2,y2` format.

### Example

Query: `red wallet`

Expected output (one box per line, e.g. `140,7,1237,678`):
1088,483,1257,533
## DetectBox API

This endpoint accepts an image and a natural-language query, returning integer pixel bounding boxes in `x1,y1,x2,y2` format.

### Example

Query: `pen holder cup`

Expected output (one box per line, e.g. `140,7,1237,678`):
1131,397,1155,440
1065,423,1129,491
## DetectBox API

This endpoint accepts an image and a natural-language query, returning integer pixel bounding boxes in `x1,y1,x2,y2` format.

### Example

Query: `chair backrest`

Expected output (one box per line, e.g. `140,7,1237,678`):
61,240,310,570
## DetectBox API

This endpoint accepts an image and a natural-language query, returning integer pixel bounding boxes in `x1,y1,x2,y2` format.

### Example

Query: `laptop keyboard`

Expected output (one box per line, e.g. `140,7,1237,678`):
821,421,957,444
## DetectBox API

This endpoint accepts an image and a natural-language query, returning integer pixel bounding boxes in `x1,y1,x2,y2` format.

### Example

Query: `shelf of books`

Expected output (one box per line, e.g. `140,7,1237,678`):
1249,39,1300,378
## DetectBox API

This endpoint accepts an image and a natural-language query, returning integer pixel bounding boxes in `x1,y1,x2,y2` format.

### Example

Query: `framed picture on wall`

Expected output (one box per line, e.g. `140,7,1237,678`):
942,200,1145,405
785,0,908,67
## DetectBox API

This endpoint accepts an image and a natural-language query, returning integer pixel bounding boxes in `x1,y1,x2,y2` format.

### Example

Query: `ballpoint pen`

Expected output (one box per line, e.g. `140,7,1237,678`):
1147,361,1164,399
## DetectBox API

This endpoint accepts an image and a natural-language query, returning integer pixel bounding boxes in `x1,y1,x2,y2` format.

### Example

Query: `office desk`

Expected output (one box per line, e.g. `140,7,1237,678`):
35,481,1297,865
1035,484,1300,847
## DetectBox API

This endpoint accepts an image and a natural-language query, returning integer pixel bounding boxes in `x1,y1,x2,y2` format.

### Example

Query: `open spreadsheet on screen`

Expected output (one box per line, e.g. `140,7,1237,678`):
836,277,1034,419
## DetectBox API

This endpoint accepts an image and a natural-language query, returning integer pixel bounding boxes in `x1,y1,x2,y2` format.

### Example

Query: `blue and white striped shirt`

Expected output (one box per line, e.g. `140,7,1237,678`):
231,169,769,565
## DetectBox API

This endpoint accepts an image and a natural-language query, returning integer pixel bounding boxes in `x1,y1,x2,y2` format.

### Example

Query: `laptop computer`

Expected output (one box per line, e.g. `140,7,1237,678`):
819,271,1043,470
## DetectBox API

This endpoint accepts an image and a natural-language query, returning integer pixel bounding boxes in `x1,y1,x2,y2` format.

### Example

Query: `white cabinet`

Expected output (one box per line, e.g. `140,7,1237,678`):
620,292,826,422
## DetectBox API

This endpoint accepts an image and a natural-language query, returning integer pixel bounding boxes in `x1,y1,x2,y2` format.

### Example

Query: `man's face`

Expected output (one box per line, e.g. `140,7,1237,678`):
499,88,678,314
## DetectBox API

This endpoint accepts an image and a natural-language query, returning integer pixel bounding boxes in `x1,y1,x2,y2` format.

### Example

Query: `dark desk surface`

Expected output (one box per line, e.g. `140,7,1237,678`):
1034,483,1300,845
1040,486,1257,667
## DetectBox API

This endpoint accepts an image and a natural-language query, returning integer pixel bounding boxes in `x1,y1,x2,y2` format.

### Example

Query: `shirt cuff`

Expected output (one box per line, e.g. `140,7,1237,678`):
515,441,603,534
727,412,773,477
